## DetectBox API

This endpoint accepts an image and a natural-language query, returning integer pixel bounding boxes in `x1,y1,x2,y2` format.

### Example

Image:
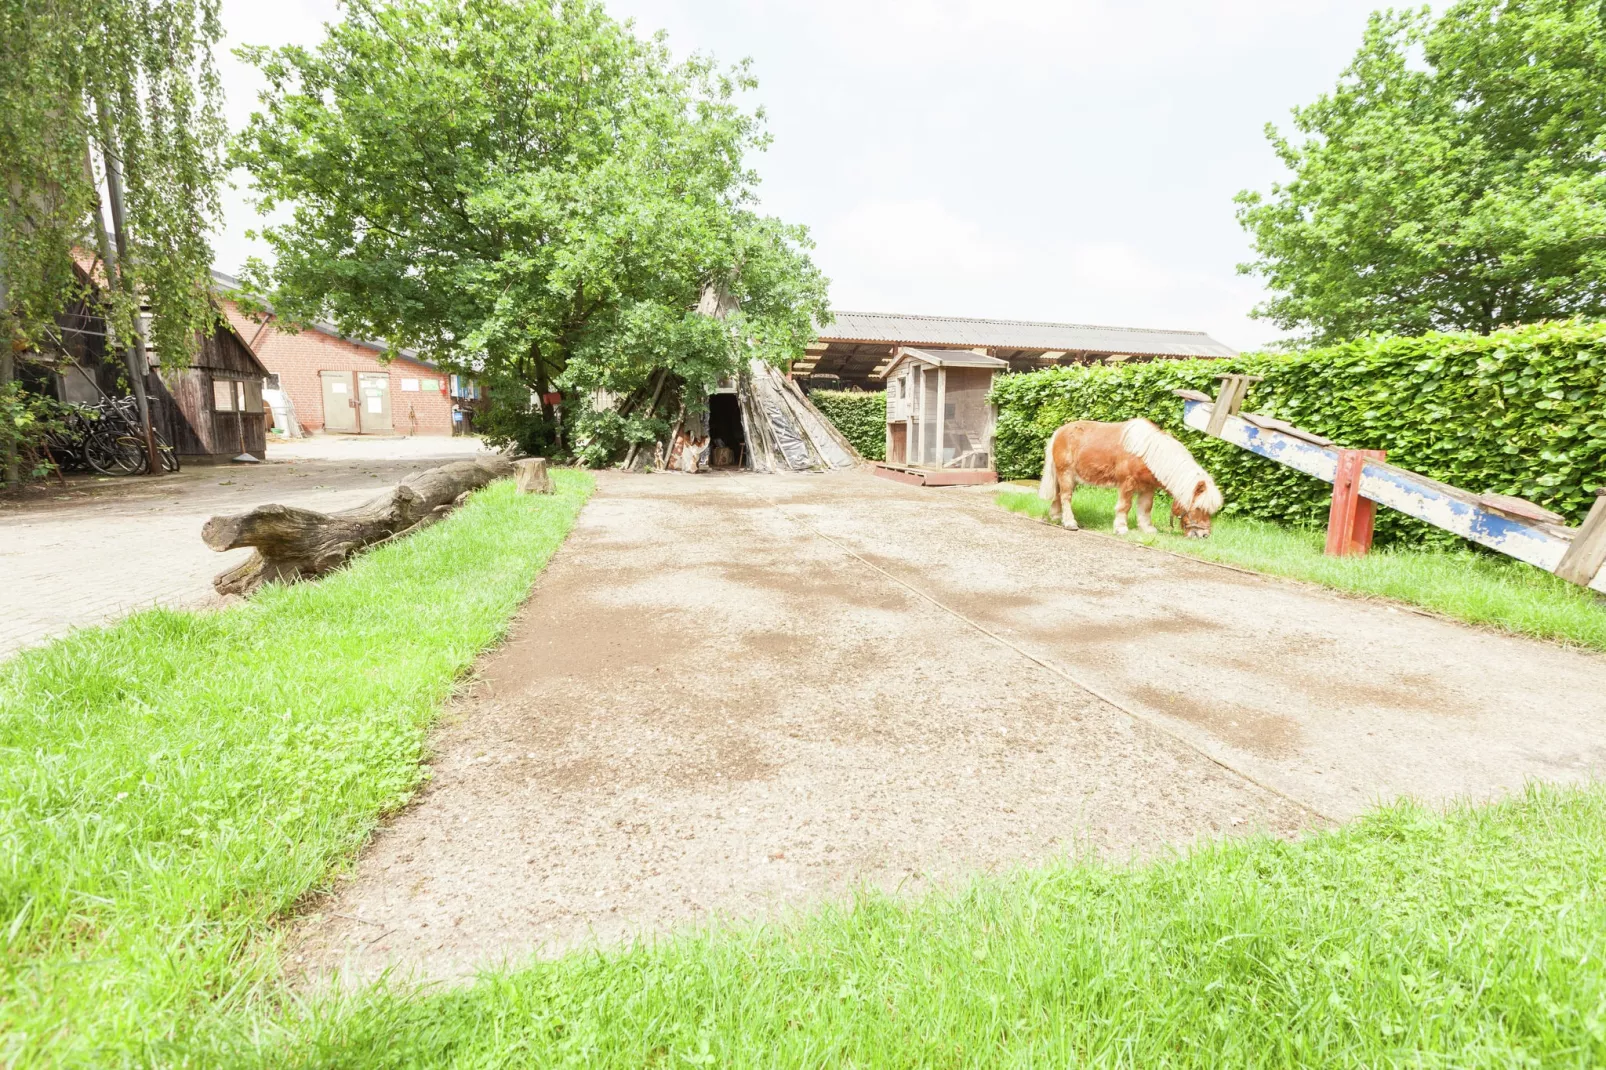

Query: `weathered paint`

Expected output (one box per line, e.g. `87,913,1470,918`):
1182,400,1606,594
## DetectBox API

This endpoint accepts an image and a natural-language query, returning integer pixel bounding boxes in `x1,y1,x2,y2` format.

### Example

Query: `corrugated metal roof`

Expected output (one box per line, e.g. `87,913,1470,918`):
886,347,1009,374
817,310,1236,358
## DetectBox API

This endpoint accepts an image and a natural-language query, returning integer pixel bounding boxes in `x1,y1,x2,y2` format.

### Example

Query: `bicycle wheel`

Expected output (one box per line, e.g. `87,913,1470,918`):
158,435,180,473
82,430,127,475
86,429,146,475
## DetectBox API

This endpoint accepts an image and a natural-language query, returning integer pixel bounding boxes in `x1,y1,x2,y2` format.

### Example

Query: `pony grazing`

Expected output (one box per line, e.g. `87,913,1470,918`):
1037,419,1224,537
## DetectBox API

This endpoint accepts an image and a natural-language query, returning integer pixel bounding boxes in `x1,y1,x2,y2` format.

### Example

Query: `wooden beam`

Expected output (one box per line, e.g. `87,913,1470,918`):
1555,490,1606,587
1205,373,1263,437
1180,397,1606,593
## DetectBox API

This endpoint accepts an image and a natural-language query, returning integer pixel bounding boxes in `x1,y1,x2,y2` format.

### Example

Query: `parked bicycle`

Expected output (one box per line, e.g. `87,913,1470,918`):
39,397,179,476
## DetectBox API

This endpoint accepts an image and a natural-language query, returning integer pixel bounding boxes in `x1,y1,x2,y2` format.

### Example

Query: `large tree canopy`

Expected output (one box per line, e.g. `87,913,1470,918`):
234,0,829,462
1236,0,1606,344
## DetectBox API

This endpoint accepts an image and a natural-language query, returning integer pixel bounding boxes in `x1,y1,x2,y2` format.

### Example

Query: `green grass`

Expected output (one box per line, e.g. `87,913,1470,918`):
996,485,1606,652
226,785,1606,1067
0,472,593,1067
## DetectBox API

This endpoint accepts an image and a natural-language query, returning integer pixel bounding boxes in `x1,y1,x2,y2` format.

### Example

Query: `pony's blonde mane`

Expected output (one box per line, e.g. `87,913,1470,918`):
1120,419,1223,513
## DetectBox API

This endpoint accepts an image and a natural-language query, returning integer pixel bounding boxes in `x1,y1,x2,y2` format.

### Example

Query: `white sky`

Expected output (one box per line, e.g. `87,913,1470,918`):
213,0,1405,352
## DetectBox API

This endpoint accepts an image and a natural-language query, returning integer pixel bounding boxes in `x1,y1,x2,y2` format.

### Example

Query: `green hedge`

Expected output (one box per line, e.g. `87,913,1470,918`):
990,321,1606,545
810,389,886,461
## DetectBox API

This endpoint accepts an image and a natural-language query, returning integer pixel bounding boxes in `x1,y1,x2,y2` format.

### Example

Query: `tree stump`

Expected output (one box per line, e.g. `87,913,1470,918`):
514,457,554,494
204,455,514,596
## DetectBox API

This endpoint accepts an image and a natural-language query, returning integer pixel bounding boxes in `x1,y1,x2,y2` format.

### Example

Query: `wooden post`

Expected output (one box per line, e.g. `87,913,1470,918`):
934,365,946,468
1326,448,1387,556
1555,489,1606,587
514,457,554,494
1206,374,1263,438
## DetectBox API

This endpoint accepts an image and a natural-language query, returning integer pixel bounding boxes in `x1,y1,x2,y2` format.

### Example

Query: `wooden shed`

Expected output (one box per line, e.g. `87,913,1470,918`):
875,346,1005,486
148,315,271,463
795,310,1238,390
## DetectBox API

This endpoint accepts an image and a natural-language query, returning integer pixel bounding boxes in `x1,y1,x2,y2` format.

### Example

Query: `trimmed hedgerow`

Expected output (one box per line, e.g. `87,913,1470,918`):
990,320,1606,546
810,389,886,461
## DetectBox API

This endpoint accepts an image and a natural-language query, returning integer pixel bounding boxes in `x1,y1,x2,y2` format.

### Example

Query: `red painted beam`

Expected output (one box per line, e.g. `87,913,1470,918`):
1326,448,1387,556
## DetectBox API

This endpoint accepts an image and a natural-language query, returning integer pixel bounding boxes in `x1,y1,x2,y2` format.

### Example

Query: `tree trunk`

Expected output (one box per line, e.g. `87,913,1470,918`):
514,457,553,494
0,252,16,492
204,455,513,596
98,114,162,476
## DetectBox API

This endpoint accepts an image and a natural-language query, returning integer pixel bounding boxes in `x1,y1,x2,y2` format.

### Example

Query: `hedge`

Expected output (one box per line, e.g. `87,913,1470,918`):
989,321,1606,546
809,389,886,461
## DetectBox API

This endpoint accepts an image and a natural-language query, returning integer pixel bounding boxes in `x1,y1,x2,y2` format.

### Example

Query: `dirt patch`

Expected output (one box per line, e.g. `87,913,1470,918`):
1132,684,1303,758
292,472,1311,987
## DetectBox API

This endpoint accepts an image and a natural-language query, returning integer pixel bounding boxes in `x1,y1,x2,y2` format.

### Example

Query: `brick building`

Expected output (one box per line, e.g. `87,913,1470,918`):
214,272,472,436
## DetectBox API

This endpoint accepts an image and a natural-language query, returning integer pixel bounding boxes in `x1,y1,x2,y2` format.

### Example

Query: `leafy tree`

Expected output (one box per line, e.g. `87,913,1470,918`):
1236,0,1606,344
0,0,226,362
0,0,225,484
233,0,829,462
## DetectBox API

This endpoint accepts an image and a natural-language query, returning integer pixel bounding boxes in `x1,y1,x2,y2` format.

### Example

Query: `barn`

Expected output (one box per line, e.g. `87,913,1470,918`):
214,271,479,437
147,316,273,464
792,310,1236,390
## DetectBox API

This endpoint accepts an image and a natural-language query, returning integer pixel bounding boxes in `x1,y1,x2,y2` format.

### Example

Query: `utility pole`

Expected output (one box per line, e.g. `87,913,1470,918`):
98,118,162,477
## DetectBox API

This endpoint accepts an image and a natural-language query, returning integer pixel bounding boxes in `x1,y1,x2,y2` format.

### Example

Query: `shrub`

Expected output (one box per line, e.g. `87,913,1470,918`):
809,389,886,461
989,321,1606,545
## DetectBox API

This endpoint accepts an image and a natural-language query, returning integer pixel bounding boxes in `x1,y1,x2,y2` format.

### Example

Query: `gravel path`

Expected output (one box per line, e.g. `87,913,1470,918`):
295,470,1606,986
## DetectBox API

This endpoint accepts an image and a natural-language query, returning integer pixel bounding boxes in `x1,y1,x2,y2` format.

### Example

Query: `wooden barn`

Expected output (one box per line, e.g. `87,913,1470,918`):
147,315,271,464
794,310,1236,390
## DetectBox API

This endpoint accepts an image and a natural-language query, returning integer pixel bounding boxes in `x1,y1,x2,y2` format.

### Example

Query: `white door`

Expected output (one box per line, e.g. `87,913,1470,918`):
357,373,392,433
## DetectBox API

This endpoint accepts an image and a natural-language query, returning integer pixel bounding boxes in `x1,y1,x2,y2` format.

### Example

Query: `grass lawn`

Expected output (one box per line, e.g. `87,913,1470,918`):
995,485,1606,653
232,786,1606,1067
0,472,593,1067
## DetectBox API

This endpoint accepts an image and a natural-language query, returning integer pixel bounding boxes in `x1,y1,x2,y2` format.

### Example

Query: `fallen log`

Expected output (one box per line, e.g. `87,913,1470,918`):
203,455,514,596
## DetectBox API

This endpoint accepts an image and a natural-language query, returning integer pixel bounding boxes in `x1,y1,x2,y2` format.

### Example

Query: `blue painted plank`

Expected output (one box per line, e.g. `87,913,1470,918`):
1181,400,1605,593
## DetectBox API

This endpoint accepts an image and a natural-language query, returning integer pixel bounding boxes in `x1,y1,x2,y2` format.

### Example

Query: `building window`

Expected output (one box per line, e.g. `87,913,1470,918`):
213,379,236,412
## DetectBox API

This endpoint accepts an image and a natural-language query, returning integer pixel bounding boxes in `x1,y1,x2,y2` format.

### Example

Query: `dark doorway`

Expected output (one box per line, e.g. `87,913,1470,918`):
707,392,745,468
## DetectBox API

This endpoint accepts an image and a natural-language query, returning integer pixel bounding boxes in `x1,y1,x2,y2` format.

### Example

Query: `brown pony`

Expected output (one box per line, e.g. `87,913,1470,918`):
1038,419,1224,537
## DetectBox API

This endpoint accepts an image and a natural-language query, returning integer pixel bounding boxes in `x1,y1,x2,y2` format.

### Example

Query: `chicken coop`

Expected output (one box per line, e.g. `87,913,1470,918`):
875,346,1004,486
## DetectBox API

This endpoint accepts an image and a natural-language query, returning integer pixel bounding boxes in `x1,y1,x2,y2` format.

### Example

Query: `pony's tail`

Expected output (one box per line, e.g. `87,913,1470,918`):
1038,432,1059,501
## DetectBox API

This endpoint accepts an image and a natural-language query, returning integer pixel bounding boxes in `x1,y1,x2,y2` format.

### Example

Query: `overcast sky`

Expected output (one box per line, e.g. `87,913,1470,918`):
214,0,1409,352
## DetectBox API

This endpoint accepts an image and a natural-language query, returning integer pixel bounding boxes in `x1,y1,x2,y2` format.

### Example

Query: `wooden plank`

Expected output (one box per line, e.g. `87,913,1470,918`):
1476,493,1565,525
1205,374,1262,438
869,463,997,487
1239,411,1334,447
1555,491,1606,587
1182,399,1606,594
872,464,928,486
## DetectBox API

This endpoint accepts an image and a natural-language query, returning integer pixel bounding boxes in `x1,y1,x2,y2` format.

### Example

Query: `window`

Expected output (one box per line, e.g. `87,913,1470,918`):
213,379,236,412
400,378,420,391
241,379,263,413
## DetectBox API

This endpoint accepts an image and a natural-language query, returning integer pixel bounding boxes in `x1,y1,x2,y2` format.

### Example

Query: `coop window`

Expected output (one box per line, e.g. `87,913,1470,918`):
213,379,236,411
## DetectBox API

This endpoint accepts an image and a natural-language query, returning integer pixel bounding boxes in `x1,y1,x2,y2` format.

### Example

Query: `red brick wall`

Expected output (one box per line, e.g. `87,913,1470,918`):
222,301,456,436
